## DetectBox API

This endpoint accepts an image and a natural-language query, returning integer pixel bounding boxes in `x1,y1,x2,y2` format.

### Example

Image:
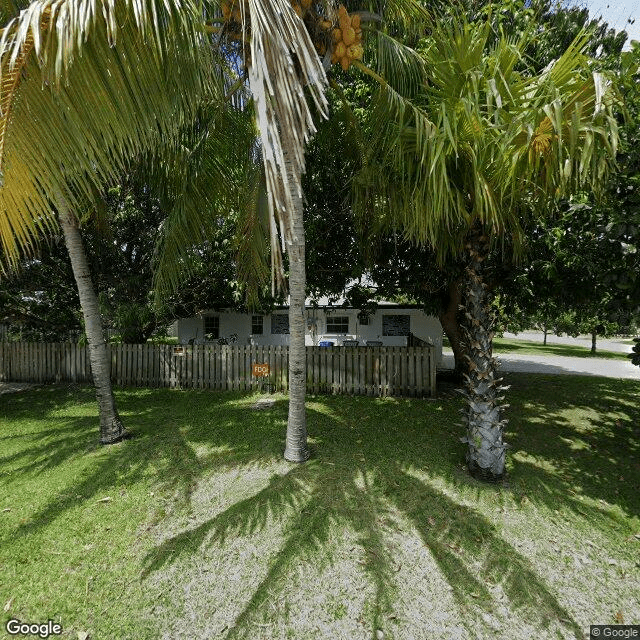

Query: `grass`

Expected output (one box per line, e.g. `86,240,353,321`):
493,338,630,360
1,379,639,640
443,336,630,360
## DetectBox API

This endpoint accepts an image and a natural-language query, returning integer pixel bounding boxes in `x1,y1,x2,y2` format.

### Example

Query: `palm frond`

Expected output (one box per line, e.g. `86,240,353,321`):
246,0,327,290
151,101,255,293
372,29,428,98
0,0,215,268
353,18,620,262
351,0,430,34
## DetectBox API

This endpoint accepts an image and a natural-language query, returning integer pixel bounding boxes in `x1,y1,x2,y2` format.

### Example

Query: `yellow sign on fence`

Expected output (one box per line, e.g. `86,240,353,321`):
252,363,271,377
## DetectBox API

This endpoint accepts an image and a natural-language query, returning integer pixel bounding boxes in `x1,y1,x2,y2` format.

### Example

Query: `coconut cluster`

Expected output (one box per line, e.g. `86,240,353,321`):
330,5,363,70
218,0,363,71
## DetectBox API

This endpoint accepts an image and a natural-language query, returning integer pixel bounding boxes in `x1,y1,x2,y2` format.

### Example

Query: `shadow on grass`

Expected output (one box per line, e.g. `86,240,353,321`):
504,373,640,522
2,376,639,638
0,387,284,542
137,394,587,639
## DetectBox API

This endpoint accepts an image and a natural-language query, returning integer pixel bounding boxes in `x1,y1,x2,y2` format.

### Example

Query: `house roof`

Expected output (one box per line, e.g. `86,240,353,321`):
272,302,428,311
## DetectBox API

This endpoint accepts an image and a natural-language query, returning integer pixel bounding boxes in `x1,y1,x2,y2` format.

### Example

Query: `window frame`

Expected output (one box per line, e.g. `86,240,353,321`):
204,315,220,339
251,315,264,335
325,315,350,334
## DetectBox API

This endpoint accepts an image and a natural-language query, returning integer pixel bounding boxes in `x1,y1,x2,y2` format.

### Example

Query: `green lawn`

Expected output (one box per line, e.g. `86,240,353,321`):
1,379,639,639
444,336,630,360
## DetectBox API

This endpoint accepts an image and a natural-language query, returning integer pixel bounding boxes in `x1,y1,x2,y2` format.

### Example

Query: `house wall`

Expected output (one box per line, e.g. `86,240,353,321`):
177,308,443,363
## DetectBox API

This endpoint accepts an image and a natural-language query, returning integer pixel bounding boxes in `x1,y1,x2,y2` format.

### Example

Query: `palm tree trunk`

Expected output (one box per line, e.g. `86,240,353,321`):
460,224,508,481
57,197,128,445
283,157,309,463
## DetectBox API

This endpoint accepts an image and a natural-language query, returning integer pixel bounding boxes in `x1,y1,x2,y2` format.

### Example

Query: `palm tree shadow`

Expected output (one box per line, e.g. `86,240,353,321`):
2,387,286,542
4,382,629,639
140,397,584,639
140,468,313,577
378,465,583,638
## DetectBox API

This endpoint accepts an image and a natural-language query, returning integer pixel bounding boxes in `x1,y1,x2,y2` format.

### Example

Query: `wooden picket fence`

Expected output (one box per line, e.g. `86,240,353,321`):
0,342,436,397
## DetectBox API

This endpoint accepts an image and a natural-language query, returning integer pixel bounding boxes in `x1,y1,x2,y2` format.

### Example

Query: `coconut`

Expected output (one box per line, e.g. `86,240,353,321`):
338,4,348,17
342,26,356,46
351,14,361,28
339,15,350,31
340,56,350,71
332,28,342,42
320,20,333,30
347,44,363,60
334,41,346,59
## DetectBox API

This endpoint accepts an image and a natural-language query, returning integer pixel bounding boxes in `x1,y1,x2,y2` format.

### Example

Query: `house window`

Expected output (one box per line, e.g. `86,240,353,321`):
357,312,370,326
326,316,349,334
251,315,264,334
271,314,289,334
382,314,410,336
204,315,220,339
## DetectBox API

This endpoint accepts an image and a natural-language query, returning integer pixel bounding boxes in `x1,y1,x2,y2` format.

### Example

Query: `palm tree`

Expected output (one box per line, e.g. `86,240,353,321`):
56,195,128,442
0,0,327,456
0,0,427,457
0,1,216,443
354,19,620,480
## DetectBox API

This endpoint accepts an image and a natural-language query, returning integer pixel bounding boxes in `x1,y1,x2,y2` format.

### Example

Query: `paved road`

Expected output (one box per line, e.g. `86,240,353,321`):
441,332,640,380
440,352,640,379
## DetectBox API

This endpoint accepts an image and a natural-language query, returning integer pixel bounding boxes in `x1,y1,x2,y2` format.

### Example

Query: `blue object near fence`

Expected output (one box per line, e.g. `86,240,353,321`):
319,341,334,347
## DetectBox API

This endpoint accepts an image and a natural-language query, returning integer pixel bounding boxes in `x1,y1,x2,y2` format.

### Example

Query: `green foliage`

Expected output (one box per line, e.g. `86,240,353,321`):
353,16,620,262
497,201,631,340
498,41,640,341
0,237,82,341
0,166,273,342
303,88,365,298
147,100,272,309
465,0,626,68
0,0,218,269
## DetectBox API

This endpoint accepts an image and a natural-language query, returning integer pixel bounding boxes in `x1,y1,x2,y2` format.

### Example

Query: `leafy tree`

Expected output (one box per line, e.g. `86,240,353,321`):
497,203,629,352
0,237,82,341
498,41,640,348
353,19,620,480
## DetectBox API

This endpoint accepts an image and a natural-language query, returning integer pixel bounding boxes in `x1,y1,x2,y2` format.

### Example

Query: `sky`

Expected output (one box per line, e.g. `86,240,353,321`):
579,0,640,48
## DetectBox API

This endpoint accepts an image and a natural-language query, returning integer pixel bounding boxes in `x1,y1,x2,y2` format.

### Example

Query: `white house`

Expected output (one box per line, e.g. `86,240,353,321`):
175,302,443,364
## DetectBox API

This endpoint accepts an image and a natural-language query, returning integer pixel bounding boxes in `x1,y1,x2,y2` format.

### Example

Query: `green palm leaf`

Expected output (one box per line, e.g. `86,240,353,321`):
0,0,217,269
